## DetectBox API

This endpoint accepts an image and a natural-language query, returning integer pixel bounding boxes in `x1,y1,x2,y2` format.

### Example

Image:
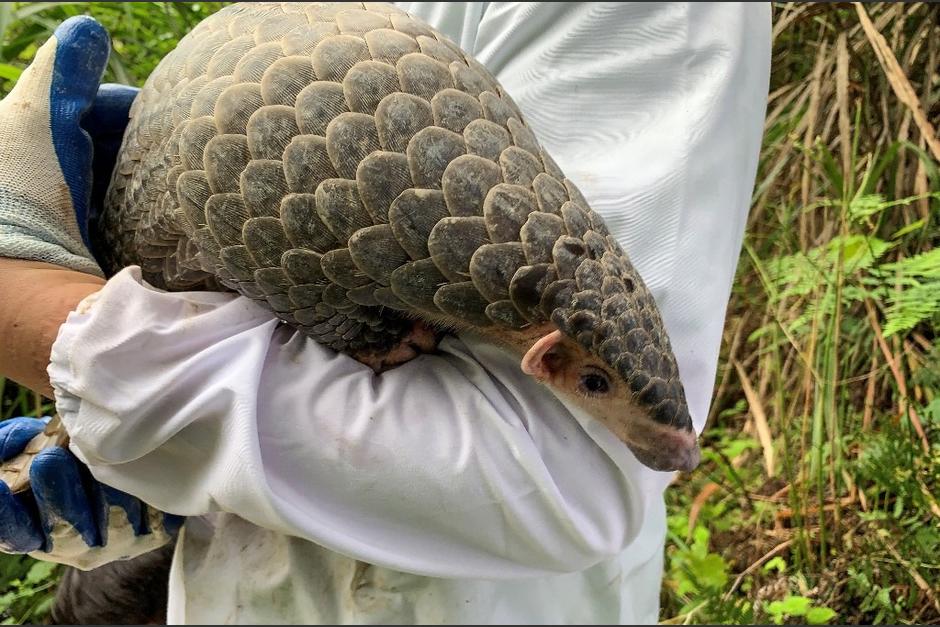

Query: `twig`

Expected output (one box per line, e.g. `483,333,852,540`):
722,539,795,602
775,494,857,521
911,332,932,352
864,299,930,453
881,539,940,615
659,600,708,625
686,482,721,542
920,481,940,520
862,342,878,430
836,32,851,193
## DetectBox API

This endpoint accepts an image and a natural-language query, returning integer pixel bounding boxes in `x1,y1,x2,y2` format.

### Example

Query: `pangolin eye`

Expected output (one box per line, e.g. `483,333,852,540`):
579,369,611,396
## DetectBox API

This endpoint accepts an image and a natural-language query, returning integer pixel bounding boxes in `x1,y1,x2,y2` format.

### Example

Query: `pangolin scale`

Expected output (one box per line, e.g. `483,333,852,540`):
96,2,692,437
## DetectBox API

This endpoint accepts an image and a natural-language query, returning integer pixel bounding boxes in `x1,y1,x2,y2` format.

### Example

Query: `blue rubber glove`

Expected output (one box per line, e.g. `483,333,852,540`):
0,15,138,275
0,417,183,570
85,82,140,258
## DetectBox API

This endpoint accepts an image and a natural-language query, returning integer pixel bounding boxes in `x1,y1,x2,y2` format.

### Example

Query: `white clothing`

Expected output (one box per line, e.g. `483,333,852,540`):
49,2,771,623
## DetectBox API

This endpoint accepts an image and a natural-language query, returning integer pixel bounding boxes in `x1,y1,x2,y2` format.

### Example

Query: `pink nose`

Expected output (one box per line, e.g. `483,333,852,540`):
629,428,701,472
674,443,701,472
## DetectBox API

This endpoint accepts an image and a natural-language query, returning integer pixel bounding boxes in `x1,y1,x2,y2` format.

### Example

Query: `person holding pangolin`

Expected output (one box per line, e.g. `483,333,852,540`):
0,3,770,624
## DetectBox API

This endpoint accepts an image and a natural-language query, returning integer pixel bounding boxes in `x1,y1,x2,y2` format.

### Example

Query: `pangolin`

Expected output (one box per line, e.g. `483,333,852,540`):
25,1,701,476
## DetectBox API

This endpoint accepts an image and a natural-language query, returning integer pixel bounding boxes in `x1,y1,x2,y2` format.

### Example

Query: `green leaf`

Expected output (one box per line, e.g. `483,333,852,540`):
891,218,926,239
689,553,729,590
807,606,837,624
691,526,710,554
763,556,787,573
848,192,940,224
899,140,940,196
921,398,940,426
718,398,748,419
0,590,15,611
766,601,786,622
0,63,22,81
721,437,758,459
847,193,886,221
676,576,696,597
875,247,940,336
815,142,844,197
24,560,56,585
0,3,11,49
779,595,811,616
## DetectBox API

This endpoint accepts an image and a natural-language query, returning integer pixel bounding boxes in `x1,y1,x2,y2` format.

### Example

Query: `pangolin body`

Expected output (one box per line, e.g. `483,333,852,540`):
97,2,697,469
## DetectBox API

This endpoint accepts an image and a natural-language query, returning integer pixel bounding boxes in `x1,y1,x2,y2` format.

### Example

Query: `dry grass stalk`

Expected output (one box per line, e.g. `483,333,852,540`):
734,360,776,477
801,39,828,245
864,299,930,452
722,539,795,602
862,347,878,430
879,539,940,615
836,33,851,192
686,482,721,542
855,2,940,161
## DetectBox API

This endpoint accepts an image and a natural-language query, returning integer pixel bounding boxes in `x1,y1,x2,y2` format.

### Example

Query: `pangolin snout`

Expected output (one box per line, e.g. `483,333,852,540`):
628,419,701,473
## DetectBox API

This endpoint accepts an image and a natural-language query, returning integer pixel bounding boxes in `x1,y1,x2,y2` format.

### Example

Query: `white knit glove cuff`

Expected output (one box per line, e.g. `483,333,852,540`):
0,191,103,276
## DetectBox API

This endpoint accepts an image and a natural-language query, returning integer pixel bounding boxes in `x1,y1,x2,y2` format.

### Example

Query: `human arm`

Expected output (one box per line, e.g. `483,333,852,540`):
50,266,647,579
0,13,135,396
0,260,102,397
0,17,180,570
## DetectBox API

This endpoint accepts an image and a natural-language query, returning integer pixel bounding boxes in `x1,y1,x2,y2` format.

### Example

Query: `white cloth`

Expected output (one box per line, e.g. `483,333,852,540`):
48,2,771,624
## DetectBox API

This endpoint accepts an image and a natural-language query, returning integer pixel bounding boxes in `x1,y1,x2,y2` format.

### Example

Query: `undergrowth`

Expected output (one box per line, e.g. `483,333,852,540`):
662,3,939,624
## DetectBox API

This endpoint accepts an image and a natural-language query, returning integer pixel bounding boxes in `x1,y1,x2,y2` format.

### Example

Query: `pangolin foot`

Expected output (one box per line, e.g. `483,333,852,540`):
354,321,440,373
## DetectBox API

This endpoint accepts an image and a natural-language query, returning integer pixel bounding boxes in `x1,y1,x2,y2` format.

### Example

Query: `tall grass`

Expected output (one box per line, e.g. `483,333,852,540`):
0,2,937,624
662,3,939,624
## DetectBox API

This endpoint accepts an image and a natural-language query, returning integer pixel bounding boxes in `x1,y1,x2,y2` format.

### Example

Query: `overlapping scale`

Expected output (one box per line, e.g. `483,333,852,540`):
98,2,688,424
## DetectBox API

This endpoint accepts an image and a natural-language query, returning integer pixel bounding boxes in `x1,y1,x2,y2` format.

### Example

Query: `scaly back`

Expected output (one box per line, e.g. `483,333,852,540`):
98,2,689,427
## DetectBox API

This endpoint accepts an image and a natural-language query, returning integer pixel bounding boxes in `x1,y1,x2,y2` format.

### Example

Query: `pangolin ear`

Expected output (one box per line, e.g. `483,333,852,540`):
521,330,564,382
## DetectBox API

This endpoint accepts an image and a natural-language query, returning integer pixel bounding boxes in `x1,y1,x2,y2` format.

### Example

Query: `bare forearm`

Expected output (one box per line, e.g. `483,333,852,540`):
0,259,104,397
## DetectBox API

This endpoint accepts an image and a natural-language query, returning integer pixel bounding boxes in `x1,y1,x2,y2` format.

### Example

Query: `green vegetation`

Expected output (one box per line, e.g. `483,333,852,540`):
661,3,939,624
1,2,937,624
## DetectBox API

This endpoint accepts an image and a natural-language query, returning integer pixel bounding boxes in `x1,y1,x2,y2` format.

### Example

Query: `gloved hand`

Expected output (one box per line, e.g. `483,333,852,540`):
0,417,183,570
0,15,138,276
